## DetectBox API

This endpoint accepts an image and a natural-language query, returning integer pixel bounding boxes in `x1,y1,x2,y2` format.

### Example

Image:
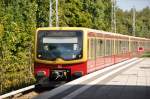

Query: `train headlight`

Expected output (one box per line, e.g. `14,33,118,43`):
38,54,42,58
37,71,46,77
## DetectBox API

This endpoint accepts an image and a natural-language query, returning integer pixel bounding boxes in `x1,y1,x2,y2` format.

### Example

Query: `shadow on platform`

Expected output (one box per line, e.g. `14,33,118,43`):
34,84,150,99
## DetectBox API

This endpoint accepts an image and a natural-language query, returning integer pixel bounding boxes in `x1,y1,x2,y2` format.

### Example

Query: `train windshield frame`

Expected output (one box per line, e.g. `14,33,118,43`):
36,30,83,61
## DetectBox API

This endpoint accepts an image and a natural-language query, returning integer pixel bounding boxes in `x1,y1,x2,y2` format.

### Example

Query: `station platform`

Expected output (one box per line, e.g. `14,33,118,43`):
34,58,150,99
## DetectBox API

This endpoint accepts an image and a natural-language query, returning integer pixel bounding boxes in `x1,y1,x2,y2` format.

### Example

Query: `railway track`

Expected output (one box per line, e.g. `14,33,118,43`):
0,81,67,99
12,90,39,99
12,87,53,99
0,85,53,99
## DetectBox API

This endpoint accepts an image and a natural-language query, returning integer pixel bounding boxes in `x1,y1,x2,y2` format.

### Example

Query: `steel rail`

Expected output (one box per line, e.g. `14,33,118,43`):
0,85,35,99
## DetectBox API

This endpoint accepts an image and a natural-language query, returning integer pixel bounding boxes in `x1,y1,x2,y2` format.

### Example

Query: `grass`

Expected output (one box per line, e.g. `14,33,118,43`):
141,52,150,57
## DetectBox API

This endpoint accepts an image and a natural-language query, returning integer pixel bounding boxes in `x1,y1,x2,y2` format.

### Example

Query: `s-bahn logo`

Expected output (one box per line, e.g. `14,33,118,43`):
138,47,144,52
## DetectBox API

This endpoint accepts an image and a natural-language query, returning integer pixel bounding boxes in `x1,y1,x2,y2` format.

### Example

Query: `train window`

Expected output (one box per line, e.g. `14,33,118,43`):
121,41,124,53
110,40,112,55
125,41,129,53
117,40,119,54
36,30,83,61
109,40,112,56
96,39,104,57
90,38,95,60
121,41,127,53
118,40,122,54
93,39,96,59
96,39,99,57
99,39,104,56
115,40,119,54
88,38,93,60
105,40,111,56
119,40,127,54
131,41,134,52
131,41,135,52
90,39,93,59
131,41,138,52
88,39,90,59
123,40,127,53
111,40,114,55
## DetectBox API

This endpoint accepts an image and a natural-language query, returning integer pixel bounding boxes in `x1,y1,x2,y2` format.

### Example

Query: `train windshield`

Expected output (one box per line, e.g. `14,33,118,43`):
37,30,83,61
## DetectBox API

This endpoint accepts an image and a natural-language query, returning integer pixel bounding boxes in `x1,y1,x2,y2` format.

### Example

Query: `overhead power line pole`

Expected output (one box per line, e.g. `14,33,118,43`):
111,0,113,32
132,6,136,36
56,0,59,27
111,0,116,33
49,0,52,27
111,0,117,55
49,0,59,27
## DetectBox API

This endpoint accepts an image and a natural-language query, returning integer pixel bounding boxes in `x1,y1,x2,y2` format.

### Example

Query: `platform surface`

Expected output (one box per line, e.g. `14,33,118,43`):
69,58,150,99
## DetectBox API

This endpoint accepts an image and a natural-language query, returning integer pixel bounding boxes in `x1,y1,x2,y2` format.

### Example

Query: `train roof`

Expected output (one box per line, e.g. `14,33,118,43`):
37,27,150,41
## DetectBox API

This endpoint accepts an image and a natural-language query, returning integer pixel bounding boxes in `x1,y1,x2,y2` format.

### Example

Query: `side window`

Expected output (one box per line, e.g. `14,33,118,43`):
126,41,129,52
131,41,133,52
118,40,121,54
88,39,90,59
96,39,99,57
93,39,96,59
88,38,95,60
105,39,111,56
135,41,138,51
124,41,128,53
90,38,94,59
132,41,137,52
115,40,118,54
123,40,127,53
111,40,114,55
100,39,104,56
96,39,104,57
90,38,95,60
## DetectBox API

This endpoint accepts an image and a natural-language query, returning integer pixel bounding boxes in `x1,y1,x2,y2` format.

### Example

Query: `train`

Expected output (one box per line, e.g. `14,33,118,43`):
34,27,150,85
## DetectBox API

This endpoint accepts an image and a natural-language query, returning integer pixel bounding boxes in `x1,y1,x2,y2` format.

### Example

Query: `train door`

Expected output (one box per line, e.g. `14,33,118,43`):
95,36,105,70
87,37,96,73
104,34,114,66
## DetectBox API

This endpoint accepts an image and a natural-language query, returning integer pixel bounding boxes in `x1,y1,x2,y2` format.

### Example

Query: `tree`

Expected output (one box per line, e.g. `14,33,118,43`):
116,7,150,38
0,0,37,94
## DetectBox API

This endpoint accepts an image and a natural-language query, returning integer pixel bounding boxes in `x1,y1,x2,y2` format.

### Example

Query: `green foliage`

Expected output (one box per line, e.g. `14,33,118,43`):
142,52,150,57
0,0,36,95
37,0,112,30
116,7,150,37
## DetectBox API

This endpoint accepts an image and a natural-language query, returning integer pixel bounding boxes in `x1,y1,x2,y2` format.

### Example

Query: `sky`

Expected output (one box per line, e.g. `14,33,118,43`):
116,0,150,11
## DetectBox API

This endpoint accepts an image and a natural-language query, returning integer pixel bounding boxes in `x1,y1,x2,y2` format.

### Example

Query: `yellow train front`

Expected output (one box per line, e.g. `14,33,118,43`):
34,27,88,84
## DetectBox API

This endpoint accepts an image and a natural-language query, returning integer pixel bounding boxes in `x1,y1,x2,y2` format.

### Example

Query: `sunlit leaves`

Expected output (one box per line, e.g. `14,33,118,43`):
0,0,36,95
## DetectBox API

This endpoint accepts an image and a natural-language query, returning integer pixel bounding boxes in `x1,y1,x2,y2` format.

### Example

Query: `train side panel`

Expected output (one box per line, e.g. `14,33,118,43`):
86,31,131,73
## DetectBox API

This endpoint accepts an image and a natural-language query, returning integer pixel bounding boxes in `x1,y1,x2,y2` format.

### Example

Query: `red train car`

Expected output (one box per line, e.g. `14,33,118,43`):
34,27,150,84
